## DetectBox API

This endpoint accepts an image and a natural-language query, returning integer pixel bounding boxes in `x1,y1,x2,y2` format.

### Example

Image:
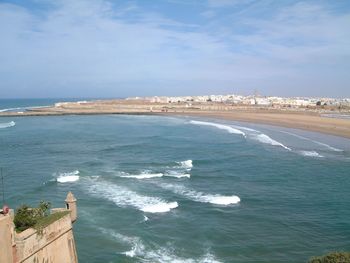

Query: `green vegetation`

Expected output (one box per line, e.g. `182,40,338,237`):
309,252,350,263
14,201,69,233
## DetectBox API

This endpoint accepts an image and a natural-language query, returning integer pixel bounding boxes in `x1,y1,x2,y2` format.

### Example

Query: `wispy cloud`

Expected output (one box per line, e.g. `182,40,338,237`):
0,0,349,98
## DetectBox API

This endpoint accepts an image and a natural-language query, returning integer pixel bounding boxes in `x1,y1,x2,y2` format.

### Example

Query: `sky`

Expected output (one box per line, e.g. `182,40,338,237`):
0,0,349,98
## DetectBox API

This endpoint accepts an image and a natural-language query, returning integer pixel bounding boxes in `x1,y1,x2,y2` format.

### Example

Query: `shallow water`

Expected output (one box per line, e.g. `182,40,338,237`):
1,114,350,262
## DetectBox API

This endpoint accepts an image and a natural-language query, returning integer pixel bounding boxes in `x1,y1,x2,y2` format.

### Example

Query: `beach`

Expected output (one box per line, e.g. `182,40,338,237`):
1,99,350,139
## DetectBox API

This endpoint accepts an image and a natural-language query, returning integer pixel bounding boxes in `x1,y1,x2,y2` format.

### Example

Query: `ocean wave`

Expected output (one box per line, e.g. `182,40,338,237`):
189,120,246,137
232,125,259,132
299,151,324,158
0,121,16,129
56,170,80,183
280,131,343,152
177,160,193,169
87,180,178,213
165,171,191,179
102,227,222,262
120,172,164,179
252,134,291,151
160,183,240,205
0,105,49,113
127,248,222,263
0,107,23,112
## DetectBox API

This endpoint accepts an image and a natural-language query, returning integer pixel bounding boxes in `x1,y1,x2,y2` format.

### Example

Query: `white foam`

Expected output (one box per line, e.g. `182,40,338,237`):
165,171,191,179
0,121,16,129
100,226,222,262
232,125,259,132
189,120,246,137
160,183,240,205
0,107,23,112
87,180,177,213
141,202,178,213
56,170,80,183
280,131,343,152
120,172,164,179
0,105,49,113
177,160,193,168
253,134,291,151
299,151,324,158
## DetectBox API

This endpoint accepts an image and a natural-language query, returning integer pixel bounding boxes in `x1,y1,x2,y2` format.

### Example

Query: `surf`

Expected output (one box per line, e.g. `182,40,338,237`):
280,131,343,152
177,160,193,169
120,172,164,179
189,120,246,137
252,133,291,151
159,183,240,205
86,179,178,213
56,170,80,183
299,151,324,158
0,121,16,129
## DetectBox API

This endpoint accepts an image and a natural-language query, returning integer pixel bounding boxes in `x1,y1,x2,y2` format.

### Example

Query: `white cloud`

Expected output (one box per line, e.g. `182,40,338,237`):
0,0,349,98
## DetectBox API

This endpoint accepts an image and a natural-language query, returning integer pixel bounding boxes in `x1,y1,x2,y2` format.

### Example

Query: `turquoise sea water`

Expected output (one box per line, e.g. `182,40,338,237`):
1,112,350,262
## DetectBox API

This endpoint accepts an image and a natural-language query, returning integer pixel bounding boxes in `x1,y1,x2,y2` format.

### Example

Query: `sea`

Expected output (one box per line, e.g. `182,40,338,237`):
1,99,350,262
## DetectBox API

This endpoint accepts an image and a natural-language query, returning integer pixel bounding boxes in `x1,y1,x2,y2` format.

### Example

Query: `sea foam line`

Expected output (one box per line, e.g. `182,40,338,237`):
299,151,324,158
120,172,164,179
101,227,222,262
280,131,343,152
0,105,50,113
0,121,16,129
86,180,178,213
160,183,240,205
165,171,191,179
56,170,80,183
189,120,246,137
252,133,291,151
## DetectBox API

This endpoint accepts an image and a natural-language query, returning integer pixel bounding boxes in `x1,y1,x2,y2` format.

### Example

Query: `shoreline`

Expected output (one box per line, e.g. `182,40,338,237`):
159,111,350,139
1,100,350,139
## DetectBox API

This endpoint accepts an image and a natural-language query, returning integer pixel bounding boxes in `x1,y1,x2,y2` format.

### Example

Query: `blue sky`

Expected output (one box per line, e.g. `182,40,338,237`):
0,0,349,98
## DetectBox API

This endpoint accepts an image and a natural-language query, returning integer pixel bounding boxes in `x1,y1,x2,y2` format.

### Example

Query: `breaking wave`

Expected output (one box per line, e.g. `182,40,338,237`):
160,183,240,205
280,131,343,152
86,180,178,213
56,170,80,183
189,120,245,137
120,172,164,179
252,134,291,151
101,227,222,262
177,160,193,169
165,171,191,179
0,121,15,129
299,151,324,158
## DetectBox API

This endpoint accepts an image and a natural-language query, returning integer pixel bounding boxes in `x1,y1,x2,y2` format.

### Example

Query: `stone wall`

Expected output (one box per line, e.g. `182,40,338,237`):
15,213,78,263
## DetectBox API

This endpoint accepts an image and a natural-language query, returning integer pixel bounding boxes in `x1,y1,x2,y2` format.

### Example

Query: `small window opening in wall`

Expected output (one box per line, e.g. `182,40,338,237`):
66,204,69,209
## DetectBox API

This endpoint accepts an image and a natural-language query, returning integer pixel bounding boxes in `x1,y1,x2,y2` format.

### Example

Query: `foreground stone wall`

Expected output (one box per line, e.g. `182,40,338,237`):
15,214,78,263
0,192,78,263
0,214,15,263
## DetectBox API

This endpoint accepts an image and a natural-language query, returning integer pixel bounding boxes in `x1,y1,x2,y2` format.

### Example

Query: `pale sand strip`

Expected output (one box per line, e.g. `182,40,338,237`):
0,101,349,139
162,110,350,139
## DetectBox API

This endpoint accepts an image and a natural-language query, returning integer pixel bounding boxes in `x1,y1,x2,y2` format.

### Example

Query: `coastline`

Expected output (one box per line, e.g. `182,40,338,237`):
160,110,350,139
1,100,350,139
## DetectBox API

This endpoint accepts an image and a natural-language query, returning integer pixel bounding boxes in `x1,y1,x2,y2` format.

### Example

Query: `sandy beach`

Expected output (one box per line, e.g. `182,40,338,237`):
1,100,350,139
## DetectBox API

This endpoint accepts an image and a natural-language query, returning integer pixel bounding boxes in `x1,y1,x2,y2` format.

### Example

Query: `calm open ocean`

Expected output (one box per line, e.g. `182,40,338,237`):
1,100,350,262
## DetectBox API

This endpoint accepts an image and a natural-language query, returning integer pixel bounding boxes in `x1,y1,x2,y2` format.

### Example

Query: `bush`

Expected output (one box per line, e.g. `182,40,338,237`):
14,201,51,232
309,252,350,263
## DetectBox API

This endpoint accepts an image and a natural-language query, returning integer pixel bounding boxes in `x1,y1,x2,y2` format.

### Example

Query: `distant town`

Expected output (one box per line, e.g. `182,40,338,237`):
127,94,350,109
